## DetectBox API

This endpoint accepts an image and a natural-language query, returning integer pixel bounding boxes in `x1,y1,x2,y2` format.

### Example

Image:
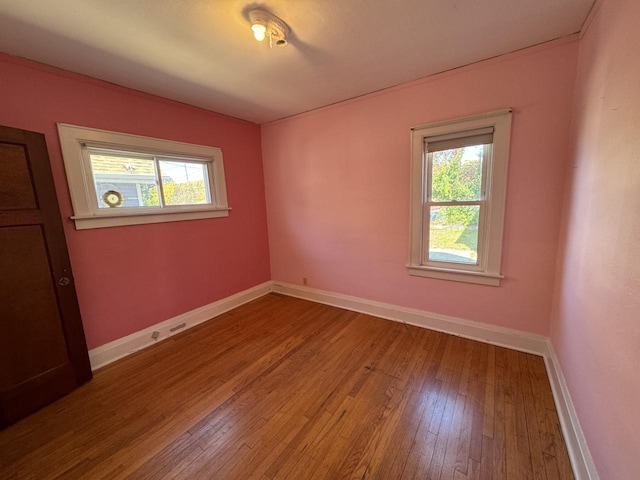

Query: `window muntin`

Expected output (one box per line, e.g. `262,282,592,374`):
58,124,229,229
408,110,512,286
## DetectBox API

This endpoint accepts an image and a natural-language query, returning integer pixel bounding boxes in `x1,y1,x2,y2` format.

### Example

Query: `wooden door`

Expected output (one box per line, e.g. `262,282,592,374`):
0,125,92,428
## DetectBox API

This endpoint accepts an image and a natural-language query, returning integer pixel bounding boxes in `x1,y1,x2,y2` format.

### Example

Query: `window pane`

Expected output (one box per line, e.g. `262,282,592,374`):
430,144,486,202
158,160,211,206
89,153,159,208
428,205,479,264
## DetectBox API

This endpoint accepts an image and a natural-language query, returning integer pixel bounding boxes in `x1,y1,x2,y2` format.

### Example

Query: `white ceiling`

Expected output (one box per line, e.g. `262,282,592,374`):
0,0,594,124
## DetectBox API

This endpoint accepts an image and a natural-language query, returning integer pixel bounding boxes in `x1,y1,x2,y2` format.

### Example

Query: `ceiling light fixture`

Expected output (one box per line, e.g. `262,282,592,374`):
249,9,289,47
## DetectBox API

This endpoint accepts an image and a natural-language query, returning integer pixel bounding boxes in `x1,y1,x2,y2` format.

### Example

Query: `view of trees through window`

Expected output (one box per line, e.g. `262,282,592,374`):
428,145,485,264
141,179,207,206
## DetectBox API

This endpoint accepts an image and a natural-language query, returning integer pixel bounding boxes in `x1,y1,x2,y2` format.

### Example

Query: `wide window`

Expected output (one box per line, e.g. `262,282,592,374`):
58,124,229,229
408,110,512,286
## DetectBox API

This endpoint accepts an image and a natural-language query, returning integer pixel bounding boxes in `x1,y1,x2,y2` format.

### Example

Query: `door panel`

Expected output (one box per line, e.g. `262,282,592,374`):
0,143,38,210
0,125,92,428
0,226,69,389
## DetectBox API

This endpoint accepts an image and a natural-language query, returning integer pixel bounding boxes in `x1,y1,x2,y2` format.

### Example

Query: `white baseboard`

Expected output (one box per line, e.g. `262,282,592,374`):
272,281,597,480
272,282,548,355
544,341,600,480
88,281,272,370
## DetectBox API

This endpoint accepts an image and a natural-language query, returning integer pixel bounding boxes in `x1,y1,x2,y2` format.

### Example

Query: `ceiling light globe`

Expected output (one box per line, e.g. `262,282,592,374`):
252,24,266,42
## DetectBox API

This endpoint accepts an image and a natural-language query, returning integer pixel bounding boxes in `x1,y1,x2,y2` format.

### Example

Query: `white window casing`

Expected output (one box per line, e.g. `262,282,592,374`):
57,124,230,229
408,110,512,286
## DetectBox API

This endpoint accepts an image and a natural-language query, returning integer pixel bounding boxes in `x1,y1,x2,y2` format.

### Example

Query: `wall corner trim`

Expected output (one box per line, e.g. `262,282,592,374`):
544,341,600,480
88,281,273,370
272,281,598,480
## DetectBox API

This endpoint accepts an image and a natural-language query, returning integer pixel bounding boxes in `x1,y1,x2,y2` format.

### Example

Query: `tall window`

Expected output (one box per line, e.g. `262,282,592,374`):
58,124,229,230
408,110,512,286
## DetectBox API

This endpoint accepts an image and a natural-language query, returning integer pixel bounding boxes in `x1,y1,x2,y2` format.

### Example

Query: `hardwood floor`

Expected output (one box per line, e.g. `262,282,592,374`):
0,294,574,479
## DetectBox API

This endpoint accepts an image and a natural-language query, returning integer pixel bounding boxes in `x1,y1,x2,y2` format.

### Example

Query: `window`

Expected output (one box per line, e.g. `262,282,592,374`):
58,124,229,229
408,110,512,286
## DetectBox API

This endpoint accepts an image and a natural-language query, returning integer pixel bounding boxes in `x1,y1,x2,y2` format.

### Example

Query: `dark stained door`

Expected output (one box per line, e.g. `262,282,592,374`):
0,124,92,428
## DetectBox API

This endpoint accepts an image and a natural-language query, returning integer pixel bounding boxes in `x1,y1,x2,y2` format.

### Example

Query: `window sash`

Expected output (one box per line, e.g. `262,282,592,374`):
157,157,214,207
422,143,492,271
82,144,216,215
421,201,487,270
424,144,492,203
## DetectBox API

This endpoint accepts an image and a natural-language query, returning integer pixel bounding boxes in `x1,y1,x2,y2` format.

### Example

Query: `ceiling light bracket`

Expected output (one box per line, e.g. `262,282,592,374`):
249,9,289,47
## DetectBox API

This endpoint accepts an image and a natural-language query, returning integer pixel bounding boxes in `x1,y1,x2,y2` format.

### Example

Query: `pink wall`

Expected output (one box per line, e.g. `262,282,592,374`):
0,54,271,349
262,41,578,335
551,0,640,478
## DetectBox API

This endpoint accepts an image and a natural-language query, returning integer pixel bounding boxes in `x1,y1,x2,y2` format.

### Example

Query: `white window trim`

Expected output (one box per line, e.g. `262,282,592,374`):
57,124,230,230
408,109,512,286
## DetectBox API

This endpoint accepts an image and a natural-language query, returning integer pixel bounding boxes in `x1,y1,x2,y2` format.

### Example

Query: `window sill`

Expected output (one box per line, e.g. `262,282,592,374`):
407,265,503,286
71,207,230,230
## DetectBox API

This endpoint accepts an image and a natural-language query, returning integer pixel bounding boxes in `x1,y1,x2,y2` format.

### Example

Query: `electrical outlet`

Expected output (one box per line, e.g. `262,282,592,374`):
303,277,308,286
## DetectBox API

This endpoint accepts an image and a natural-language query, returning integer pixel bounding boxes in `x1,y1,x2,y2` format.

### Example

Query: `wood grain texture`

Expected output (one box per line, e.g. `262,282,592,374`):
0,294,574,479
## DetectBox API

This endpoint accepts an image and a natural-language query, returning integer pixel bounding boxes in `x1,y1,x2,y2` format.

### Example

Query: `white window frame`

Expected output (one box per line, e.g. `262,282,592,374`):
408,109,512,286
58,124,230,230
